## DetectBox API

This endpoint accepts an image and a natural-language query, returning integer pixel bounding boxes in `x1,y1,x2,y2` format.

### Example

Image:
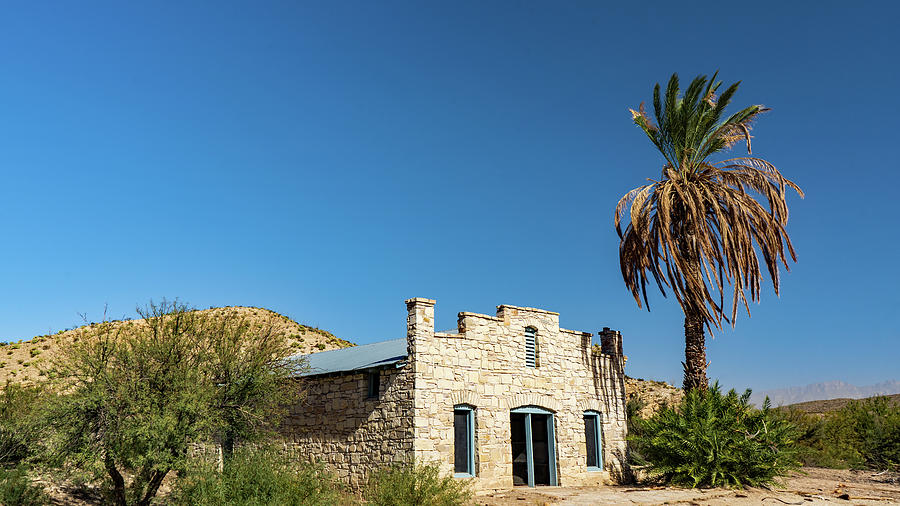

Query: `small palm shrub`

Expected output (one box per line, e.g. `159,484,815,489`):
629,383,800,488
625,396,649,465
0,466,48,506
172,447,345,506
364,462,472,506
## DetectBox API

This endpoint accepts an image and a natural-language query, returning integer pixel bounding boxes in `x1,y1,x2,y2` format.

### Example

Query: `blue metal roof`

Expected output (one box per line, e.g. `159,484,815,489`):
291,338,408,377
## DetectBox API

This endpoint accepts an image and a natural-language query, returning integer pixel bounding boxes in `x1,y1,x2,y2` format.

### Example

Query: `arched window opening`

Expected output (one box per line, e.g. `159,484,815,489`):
525,327,537,368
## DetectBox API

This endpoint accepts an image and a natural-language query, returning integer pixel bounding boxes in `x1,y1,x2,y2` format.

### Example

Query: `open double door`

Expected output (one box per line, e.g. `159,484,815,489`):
510,407,557,487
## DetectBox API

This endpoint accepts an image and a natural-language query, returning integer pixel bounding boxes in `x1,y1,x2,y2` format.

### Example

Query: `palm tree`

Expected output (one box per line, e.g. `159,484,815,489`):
616,72,803,392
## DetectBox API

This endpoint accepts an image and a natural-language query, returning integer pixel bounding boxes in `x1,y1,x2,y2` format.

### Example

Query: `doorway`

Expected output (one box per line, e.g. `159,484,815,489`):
510,407,557,486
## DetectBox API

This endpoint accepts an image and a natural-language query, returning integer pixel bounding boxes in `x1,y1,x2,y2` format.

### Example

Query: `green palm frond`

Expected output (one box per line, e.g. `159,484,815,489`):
619,72,802,330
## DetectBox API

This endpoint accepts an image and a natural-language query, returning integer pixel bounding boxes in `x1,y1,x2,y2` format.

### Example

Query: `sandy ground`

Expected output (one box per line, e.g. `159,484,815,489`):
35,466,900,504
476,468,900,505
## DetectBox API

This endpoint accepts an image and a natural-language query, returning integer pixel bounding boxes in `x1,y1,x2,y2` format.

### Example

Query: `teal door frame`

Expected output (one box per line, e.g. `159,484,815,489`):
510,406,558,487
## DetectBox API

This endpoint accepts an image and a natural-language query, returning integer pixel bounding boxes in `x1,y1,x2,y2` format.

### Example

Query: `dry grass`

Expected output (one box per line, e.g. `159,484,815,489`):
0,306,354,385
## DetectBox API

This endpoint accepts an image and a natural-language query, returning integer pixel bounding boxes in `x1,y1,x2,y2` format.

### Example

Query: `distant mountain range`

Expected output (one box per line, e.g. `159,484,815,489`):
751,380,900,407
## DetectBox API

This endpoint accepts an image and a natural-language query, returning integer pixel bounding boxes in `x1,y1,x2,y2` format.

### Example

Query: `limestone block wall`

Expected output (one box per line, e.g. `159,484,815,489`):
281,366,414,488
406,298,627,490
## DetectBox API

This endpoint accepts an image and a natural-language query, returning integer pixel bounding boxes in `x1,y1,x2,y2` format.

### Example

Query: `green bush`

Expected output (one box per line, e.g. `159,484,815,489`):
0,382,46,465
629,383,800,488
364,462,472,506
774,407,859,469
625,396,649,465
782,396,900,471
172,447,345,506
0,466,48,506
831,397,900,471
45,300,305,505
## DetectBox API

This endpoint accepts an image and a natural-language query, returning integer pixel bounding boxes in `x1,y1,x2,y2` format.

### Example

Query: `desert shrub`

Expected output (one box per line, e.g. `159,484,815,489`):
364,462,472,506
783,397,900,471
830,397,900,471
774,408,859,469
626,396,647,423
0,382,46,465
0,466,48,506
45,300,305,506
172,447,344,506
629,383,800,488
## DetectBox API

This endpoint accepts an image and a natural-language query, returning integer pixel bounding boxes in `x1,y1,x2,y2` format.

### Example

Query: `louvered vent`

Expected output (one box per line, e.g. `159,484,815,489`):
525,327,537,368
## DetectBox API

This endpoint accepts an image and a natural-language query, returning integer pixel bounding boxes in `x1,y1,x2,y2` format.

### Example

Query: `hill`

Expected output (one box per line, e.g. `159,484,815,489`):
781,393,900,416
625,376,683,417
751,380,900,407
0,306,355,384
625,377,900,419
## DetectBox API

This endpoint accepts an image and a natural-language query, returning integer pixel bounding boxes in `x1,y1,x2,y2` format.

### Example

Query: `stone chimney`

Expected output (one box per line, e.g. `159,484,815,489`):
405,298,435,349
599,327,623,357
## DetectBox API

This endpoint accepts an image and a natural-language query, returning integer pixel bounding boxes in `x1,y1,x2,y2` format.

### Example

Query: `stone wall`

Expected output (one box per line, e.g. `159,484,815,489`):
281,365,414,488
406,298,627,490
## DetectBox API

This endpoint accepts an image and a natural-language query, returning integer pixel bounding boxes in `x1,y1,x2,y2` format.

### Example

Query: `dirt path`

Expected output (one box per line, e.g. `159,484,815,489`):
477,468,900,505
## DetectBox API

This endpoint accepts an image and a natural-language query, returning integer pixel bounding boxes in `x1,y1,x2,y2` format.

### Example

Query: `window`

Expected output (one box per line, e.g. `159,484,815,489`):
367,371,380,398
453,405,475,477
584,411,603,471
525,327,537,368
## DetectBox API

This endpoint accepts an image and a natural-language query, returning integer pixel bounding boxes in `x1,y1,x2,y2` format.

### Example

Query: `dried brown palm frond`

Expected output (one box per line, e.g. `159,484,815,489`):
617,72,802,391
615,158,802,328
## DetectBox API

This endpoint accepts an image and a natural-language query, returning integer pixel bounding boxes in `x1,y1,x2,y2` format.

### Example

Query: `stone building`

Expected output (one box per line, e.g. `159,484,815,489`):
284,298,627,490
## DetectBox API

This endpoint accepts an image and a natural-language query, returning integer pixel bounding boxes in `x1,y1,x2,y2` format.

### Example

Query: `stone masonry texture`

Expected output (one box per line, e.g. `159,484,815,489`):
282,298,627,490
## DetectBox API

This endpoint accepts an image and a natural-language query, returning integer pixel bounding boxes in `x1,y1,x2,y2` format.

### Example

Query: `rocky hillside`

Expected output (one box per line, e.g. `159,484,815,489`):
626,376,683,418
0,306,354,384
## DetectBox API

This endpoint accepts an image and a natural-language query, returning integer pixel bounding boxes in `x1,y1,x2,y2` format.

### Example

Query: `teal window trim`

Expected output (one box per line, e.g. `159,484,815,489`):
453,405,475,478
584,411,603,472
510,406,553,415
546,414,557,485
510,406,558,487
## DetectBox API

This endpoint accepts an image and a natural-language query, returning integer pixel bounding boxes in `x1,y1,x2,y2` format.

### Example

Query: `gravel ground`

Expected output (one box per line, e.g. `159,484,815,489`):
476,467,900,505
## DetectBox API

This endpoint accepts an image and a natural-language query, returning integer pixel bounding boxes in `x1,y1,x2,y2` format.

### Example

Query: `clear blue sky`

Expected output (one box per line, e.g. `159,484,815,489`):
1,1,897,392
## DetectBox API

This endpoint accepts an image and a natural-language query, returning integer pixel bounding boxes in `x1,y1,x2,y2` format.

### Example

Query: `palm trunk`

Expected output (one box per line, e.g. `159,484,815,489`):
676,211,709,393
682,308,708,392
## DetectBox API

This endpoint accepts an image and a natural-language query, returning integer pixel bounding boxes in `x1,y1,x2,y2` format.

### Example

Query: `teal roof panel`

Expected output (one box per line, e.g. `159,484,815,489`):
292,338,407,377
